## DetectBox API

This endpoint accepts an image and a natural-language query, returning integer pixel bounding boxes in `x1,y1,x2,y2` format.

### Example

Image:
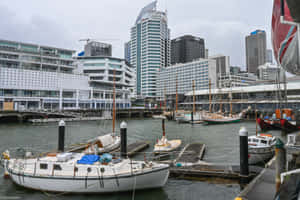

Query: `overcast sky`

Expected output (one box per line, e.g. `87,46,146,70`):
0,0,273,69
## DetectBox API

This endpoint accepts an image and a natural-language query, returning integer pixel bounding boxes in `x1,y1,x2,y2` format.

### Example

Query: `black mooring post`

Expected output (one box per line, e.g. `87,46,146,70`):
120,121,127,158
239,126,249,184
191,111,194,123
58,120,65,152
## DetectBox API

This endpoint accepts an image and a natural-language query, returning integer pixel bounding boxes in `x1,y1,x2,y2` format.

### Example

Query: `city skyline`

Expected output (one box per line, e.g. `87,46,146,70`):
0,0,273,69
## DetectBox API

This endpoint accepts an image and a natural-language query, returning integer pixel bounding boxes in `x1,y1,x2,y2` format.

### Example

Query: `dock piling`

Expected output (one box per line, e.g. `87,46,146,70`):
191,112,194,123
58,120,65,152
120,121,127,158
239,126,249,184
275,138,286,192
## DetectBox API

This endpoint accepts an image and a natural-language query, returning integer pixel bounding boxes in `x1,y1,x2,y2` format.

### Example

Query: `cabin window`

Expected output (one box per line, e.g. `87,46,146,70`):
253,139,259,143
40,163,48,170
248,139,251,142
261,140,267,144
53,164,62,171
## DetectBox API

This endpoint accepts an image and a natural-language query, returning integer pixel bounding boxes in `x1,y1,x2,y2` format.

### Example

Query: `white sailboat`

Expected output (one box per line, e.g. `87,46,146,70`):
154,120,182,154
84,69,120,154
1,151,169,193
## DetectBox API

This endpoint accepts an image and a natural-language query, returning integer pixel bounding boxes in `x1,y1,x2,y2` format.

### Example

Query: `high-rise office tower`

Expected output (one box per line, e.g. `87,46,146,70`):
267,49,273,63
124,41,131,64
171,35,205,64
245,30,267,74
130,1,171,98
84,41,112,57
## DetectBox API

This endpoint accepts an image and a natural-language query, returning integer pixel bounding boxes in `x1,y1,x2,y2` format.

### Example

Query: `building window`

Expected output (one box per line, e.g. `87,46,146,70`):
40,163,48,170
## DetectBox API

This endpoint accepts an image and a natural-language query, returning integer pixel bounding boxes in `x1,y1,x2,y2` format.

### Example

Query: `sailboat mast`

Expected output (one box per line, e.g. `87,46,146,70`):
176,74,178,113
255,105,258,136
209,79,212,113
112,69,116,134
193,80,196,114
164,83,167,112
230,81,233,116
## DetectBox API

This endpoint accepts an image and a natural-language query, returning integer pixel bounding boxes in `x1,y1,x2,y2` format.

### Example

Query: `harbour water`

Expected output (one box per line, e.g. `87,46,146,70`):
0,119,284,200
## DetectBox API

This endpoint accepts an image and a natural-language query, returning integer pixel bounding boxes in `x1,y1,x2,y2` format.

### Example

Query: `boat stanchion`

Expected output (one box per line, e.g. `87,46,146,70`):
275,138,286,192
120,121,127,158
58,120,65,152
239,126,249,184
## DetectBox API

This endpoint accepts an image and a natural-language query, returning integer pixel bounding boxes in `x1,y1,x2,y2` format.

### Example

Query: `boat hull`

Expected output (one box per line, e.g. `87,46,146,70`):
7,166,169,193
280,119,300,133
257,118,281,131
249,147,274,165
203,118,241,125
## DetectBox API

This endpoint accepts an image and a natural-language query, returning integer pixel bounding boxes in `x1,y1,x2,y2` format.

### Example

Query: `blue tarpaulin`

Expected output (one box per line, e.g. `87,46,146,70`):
77,155,100,164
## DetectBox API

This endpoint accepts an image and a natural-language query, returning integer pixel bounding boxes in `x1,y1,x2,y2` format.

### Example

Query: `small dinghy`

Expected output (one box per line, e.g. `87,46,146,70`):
154,119,182,154
248,134,276,165
84,134,121,154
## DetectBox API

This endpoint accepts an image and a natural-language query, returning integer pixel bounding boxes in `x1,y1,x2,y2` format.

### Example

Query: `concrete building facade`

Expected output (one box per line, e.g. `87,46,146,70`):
157,59,217,98
84,41,112,57
246,30,267,74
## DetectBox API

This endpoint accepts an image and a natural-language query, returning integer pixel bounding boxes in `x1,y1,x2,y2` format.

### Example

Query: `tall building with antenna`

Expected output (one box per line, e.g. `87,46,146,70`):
130,1,171,99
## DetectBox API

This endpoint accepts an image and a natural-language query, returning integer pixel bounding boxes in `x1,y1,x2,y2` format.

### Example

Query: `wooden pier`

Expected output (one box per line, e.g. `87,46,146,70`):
235,157,276,200
175,142,206,164
67,140,150,156
111,141,150,157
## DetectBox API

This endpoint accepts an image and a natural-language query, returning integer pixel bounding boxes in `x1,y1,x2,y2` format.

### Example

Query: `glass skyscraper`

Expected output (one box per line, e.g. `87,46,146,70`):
130,1,170,98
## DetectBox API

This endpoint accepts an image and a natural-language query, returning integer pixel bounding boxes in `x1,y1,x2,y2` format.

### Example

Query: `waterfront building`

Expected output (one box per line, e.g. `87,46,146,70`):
76,56,135,109
267,49,273,64
218,73,257,88
230,66,241,75
84,41,112,57
171,35,205,64
130,1,171,98
183,81,300,112
157,59,217,99
246,30,267,74
0,39,133,111
124,41,131,64
257,63,285,82
0,39,91,111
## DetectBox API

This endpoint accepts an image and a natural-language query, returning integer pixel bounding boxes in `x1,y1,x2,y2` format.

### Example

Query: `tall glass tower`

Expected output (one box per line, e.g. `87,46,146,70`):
130,1,170,98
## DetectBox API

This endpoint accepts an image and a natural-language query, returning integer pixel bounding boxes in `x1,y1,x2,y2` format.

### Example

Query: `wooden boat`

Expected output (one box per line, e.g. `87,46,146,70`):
280,119,300,133
248,134,276,165
202,113,241,125
1,151,169,193
257,118,281,131
154,120,182,154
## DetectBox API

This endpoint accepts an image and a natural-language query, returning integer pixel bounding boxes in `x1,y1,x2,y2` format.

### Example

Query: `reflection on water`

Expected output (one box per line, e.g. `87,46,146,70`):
0,119,284,200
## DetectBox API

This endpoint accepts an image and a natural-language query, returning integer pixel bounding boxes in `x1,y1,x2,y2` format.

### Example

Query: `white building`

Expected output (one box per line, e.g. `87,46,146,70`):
130,1,171,98
157,59,217,98
218,73,257,88
0,39,133,111
76,56,135,109
257,63,285,82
